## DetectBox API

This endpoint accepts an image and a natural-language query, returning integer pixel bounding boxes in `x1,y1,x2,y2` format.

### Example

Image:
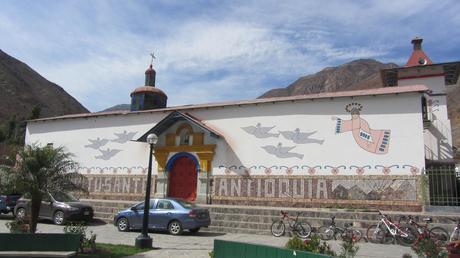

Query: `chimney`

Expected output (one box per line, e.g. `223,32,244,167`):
411,37,423,51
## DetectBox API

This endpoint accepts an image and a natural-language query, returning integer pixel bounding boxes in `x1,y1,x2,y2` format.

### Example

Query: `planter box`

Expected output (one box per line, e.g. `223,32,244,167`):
214,239,333,258
0,233,80,252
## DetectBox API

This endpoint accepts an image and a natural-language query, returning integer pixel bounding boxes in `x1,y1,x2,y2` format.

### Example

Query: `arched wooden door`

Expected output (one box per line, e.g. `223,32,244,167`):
168,156,197,201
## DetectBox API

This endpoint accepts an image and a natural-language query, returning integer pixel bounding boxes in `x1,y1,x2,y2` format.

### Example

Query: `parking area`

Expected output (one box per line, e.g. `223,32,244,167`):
0,214,416,258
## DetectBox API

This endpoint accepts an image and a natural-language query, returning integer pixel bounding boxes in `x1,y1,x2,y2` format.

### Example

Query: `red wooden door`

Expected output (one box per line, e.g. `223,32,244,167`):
168,156,197,201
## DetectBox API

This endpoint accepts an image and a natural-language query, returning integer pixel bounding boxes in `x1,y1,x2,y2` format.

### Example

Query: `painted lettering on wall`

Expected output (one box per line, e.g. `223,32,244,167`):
84,175,153,194
214,176,417,201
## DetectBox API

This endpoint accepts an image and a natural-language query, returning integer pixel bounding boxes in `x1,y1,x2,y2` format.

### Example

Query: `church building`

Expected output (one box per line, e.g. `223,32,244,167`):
25,38,460,211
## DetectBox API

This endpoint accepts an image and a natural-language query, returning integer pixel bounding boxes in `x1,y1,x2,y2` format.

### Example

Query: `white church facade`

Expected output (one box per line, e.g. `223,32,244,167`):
25,38,460,211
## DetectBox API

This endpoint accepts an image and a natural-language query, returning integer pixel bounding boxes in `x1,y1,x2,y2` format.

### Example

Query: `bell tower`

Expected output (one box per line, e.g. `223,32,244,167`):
130,53,168,111
381,38,460,161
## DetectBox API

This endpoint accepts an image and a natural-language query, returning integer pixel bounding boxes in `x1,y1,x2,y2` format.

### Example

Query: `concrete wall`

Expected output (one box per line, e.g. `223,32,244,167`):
26,91,426,208
399,76,453,160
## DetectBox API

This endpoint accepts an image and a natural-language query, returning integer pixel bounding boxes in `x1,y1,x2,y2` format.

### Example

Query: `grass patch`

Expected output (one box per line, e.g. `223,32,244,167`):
77,243,152,258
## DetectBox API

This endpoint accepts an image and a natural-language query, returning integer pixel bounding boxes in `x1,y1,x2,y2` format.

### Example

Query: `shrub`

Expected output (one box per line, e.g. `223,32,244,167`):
5,219,29,233
411,237,447,258
63,222,97,253
285,235,336,256
338,238,360,258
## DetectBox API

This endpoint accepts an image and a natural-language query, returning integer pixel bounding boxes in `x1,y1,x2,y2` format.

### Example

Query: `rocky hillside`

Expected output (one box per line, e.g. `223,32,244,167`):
101,104,130,112
260,59,398,98
0,50,88,122
259,59,460,148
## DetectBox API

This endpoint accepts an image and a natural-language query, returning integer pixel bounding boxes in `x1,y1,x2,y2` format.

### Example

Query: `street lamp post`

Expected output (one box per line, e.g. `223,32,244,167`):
135,133,158,249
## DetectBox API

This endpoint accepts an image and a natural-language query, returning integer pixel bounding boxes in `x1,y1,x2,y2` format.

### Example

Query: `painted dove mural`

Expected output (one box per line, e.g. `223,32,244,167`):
95,148,122,160
112,130,138,144
241,123,279,138
279,128,324,144
84,138,109,149
262,143,304,159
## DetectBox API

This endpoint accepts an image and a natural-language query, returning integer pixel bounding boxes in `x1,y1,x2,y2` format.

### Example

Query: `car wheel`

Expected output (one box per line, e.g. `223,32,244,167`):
168,220,183,235
53,210,65,225
189,227,200,233
16,208,26,220
117,217,130,232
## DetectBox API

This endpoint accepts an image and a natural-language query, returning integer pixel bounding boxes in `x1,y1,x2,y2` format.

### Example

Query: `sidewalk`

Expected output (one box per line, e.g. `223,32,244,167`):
0,214,418,258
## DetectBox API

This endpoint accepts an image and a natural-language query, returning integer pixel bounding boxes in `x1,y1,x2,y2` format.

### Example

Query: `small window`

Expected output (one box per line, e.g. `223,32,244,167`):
46,143,53,147
156,200,175,210
179,129,190,145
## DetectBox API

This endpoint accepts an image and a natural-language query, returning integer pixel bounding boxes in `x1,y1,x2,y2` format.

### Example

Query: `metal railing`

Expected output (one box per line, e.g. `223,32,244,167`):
426,163,460,206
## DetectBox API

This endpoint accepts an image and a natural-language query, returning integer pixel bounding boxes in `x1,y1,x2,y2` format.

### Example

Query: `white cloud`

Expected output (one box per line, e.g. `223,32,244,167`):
1,0,459,112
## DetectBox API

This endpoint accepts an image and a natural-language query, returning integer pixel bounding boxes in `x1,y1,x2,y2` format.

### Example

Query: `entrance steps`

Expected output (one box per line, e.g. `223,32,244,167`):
82,199,458,236
202,205,458,236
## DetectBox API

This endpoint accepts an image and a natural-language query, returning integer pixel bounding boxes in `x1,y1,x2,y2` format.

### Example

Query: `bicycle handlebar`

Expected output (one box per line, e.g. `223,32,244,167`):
398,215,406,223
448,217,460,224
279,210,303,217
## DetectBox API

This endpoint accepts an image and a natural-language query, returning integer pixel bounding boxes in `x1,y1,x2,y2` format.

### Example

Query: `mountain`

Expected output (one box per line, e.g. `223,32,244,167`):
101,104,130,112
259,59,460,148
259,59,398,98
0,50,88,122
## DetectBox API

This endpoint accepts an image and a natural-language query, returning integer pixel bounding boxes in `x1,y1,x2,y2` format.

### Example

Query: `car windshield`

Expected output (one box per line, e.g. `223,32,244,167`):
175,199,197,209
51,192,78,202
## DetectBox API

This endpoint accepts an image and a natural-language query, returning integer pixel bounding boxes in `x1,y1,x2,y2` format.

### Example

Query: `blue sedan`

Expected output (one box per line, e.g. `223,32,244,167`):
113,198,211,235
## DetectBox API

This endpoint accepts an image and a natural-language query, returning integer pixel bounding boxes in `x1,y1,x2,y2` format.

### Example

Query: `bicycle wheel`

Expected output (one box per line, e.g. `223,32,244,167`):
429,227,449,245
367,224,392,244
317,226,334,240
295,221,312,238
397,226,418,246
450,228,460,241
271,220,285,237
342,229,362,242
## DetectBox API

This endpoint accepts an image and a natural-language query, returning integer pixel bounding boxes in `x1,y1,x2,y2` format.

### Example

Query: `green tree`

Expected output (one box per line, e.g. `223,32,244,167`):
0,144,87,233
29,106,41,120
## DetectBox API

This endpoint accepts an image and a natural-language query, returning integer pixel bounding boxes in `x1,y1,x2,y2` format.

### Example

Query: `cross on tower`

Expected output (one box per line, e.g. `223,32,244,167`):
150,52,156,65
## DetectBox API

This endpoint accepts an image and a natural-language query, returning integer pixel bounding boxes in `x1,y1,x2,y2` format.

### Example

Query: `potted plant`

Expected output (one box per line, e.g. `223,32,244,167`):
447,240,460,258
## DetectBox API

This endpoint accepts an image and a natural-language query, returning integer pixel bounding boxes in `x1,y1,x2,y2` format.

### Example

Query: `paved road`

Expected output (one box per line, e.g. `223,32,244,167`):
0,214,415,258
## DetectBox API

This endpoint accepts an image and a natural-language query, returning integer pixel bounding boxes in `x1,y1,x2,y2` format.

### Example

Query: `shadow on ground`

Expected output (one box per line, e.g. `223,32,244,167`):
126,228,226,237
0,214,107,227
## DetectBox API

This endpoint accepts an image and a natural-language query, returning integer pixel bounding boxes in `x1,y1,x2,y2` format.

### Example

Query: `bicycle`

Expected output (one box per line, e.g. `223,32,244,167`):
407,215,449,246
271,210,312,238
450,218,460,241
317,216,362,242
366,211,417,246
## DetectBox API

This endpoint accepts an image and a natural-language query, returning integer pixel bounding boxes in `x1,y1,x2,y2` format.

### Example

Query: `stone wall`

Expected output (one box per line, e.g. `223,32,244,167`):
212,175,422,211
82,174,155,201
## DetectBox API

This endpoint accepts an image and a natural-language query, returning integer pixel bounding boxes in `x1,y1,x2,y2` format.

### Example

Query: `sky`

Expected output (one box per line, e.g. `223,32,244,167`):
1,0,459,112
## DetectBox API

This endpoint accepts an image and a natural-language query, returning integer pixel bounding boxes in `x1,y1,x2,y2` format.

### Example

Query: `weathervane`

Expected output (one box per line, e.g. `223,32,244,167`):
150,52,156,65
